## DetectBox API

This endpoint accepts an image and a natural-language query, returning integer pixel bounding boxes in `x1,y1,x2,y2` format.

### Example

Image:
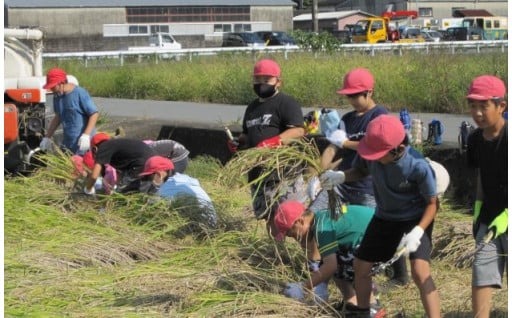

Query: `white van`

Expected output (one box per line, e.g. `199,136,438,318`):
149,33,182,49
128,32,182,51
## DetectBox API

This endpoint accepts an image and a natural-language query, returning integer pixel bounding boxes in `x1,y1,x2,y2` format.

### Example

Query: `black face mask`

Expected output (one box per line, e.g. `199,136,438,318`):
253,83,276,99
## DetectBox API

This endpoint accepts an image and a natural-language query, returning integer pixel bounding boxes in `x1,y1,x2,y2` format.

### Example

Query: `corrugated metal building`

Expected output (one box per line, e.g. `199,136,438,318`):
4,0,297,51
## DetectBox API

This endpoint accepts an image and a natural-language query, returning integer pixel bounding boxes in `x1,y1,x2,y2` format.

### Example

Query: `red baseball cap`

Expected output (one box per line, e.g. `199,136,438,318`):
466,75,506,101
43,68,67,89
337,68,374,95
90,132,111,149
139,156,175,176
253,59,281,77
83,150,95,169
358,115,405,160
273,200,306,241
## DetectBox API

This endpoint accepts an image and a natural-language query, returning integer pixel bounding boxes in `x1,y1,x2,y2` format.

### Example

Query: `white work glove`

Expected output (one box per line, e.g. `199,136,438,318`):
397,225,424,255
313,281,329,303
308,259,321,272
307,176,322,201
39,137,52,152
83,185,96,195
78,134,91,152
283,282,304,301
319,170,345,190
326,129,348,148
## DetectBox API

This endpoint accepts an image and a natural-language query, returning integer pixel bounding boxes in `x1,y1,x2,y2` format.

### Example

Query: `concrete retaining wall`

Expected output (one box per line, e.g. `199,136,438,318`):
156,124,475,209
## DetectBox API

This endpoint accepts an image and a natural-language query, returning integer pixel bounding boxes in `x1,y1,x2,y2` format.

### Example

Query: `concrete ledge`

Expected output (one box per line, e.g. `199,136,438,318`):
155,124,475,209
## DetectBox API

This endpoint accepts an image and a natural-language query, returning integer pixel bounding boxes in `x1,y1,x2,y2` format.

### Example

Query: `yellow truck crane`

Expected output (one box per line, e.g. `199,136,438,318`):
351,10,425,44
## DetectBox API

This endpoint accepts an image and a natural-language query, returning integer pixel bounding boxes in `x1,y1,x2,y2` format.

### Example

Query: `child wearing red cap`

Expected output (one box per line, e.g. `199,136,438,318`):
311,68,410,286
227,59,305,231
84,137,155,195
39,68,99,155
465,75,507,318
139,156,217,227
274,201,384,316
320,114,441,317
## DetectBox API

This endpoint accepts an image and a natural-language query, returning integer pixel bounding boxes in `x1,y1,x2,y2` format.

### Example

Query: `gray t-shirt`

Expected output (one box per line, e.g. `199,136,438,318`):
353,146,436,221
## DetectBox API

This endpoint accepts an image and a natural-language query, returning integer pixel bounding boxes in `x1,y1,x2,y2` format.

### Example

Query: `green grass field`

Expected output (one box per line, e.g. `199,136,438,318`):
46,51,507,114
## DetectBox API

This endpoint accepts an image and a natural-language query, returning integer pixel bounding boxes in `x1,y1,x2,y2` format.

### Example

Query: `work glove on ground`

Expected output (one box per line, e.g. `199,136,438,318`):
283,282,304,301
313,281,329,303
257,135,281,148
227,138,239,153
472,200,483,238
78,134,91,152
319,170,345,190
397,226,424,255
39,137,52,152
83,185,96,195
488,208,508,239
307,176,322,201
326,129,348,148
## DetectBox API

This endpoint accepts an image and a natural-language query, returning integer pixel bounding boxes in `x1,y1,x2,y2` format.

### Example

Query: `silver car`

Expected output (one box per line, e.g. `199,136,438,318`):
421,30,443,42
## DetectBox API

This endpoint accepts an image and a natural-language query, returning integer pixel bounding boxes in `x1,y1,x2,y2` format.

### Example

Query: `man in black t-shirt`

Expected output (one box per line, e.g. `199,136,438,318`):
228,59,305,232
83,133,156,194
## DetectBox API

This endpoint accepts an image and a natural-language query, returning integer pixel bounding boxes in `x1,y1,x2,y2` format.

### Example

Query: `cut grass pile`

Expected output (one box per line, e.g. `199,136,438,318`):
4,152,508,317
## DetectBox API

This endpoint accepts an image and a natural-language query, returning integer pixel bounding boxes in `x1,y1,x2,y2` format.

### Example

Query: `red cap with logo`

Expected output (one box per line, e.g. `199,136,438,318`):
90,132,111,149
273,200,306,241
337,68,374,95
466,75,506,101
43,68,67,89
139,156,175,176
253,59,281,77
357,115,405,160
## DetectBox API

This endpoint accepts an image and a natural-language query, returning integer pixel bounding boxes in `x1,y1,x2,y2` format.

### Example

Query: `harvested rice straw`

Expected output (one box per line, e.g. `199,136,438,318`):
220,137,343,220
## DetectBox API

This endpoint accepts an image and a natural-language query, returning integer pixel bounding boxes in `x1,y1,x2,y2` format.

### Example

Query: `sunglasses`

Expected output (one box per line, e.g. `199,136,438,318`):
345,91,368,99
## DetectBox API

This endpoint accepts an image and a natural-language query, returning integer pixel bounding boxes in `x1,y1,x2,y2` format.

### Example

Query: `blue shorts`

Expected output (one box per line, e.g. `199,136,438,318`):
472,223,508,288
355,216,433,263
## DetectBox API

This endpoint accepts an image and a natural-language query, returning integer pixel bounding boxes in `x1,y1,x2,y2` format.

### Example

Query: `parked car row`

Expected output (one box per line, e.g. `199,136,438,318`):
221,31,296,48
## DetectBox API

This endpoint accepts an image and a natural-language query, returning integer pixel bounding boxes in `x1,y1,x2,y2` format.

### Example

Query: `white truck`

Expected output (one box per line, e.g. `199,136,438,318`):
128,32,182,51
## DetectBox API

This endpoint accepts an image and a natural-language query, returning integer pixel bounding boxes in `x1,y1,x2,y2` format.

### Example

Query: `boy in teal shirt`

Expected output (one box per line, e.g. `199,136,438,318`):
273,201,383,316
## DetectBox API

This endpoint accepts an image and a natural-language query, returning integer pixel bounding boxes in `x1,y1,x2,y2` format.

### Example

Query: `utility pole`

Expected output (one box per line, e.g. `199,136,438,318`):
312,0,318,32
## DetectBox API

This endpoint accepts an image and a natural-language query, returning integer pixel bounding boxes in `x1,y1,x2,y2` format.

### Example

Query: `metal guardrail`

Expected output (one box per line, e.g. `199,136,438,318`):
42,40,507,66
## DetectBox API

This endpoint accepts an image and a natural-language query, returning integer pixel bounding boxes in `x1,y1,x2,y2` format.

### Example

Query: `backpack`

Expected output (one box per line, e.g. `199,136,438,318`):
304,110,321,135
319,108,341,136
399,108,411,130
427,118,444,145
458,120,474,152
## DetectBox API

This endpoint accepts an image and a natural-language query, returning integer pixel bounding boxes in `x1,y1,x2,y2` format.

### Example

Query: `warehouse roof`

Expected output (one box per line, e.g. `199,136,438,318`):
293,10,375,21
452,9,494,17
5,0,296,8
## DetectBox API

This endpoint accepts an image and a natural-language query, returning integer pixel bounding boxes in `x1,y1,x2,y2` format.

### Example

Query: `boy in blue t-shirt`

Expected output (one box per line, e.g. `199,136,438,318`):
40,68,99,155
311,67,409,287
273,201,383,316
320,115,441,317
